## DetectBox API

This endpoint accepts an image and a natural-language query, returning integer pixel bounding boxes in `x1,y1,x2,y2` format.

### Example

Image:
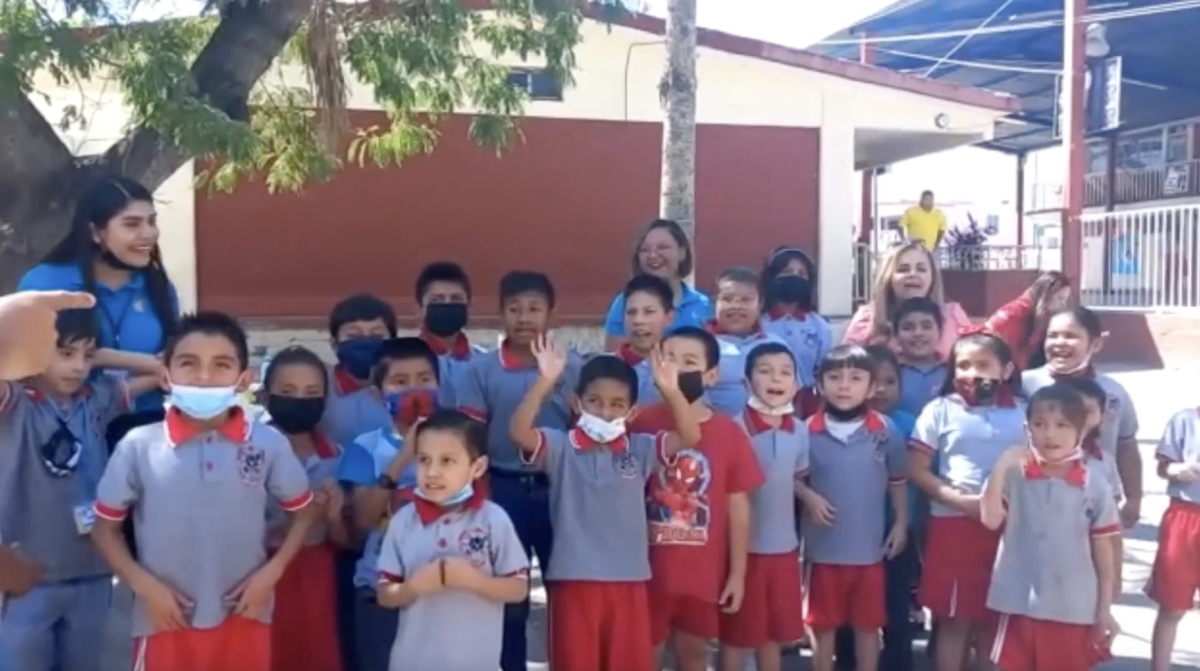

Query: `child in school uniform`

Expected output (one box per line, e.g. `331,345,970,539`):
1148,406,1200,671
510,337,700,671
0,309,161,671
634,326,764,671
614,274,677,407
457,270,581,671
337,337,440,671
892,297,947,417
706,267,789,416
980,384,1121,671
718,341,809,671
375,410,529,671
908,331,1026,671
414,262,487,409
321,293,397,447
92,312,319,671
759,246,832,389
261,346,352,671
795,344,908,671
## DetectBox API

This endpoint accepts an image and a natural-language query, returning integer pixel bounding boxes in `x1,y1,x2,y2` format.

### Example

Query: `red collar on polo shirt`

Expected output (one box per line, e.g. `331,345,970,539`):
333,366,368,395
414,480,490,525
767,305,807,320
568,427,629,454
498,339,539,370
744,407,796,435
704,320,764,337
1049,365,1097,381
421,331,473,361
1023,457,1087,487
166,407,249,446
615,344,645,366
807,409,886,435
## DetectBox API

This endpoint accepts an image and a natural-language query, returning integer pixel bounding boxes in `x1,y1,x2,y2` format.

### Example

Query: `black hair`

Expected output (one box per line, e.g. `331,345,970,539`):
262,346,329,397
664,325,720,370
40,174,177,348
414,408,489,460
1046,305,1104,341
415,261,472,303
622,274,674,313
939,333,1019,397
816,344,875,381
577,355,640,405
632,219,693,279
864,344,900,378
1058,377,1107,411
55,309,99,347
921,189,934,198
328,293,398,340
1027,383,1088,431
499,270,556,309
370,337,440,387
761,246,818,310
716,267,760,294
892,296,944,335
744,341,796,379
165,311,250,370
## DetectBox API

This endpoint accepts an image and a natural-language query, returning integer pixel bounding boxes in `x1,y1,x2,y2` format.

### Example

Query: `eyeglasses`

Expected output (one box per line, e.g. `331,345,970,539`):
38,418,82,477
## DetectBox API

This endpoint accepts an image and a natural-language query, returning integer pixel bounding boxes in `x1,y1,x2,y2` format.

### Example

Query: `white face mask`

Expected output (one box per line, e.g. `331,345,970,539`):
576,412,628,444
747,395,795,417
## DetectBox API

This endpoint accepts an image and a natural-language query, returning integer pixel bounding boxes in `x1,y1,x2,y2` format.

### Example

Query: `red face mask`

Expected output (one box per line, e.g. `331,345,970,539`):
386,389,437,426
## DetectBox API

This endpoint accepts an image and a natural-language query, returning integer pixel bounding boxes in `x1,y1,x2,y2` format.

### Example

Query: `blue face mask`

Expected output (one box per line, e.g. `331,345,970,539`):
168,384,239,420
415,482,474,507
335,337,383,380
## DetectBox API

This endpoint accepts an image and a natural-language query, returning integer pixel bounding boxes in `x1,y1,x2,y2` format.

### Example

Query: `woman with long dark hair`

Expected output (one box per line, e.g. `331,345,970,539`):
982,271,1072,370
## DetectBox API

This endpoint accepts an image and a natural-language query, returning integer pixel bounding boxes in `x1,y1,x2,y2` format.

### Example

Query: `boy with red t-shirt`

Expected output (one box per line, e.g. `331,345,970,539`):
634,326,764,671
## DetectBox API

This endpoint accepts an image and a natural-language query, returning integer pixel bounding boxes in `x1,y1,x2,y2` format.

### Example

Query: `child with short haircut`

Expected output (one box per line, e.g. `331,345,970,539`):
635,326,763,671
706,267,790,416
0,309,160,671
321,293,398,447
719,341,809,671
510,337,700,671
759,246,832,388
375,409,529,671
415,261,486,409
92,311,318,671
1148,405,1200,671
892,297,947,417
796,344,908,671
458,270,580,671
336,337,440,671
615,273,677,407
981,384,1121,671
908,332,1026,671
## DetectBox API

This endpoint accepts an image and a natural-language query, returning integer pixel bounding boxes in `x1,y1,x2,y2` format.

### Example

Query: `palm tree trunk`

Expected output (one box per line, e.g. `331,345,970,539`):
659,0,698,248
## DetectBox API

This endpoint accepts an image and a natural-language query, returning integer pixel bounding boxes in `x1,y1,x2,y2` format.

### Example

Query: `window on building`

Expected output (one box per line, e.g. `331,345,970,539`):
1166,124,1190,164
1087,142,1108,174
506,67,564,102
1116,128,1164,170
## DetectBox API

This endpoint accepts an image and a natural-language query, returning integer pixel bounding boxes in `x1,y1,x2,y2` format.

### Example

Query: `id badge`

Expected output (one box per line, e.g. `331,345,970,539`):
73,503,96,535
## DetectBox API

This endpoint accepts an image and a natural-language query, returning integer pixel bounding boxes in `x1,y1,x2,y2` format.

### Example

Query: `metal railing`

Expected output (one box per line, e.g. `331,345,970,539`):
852,243,1053,307
1083,159,1200,208
1080,204,1200,309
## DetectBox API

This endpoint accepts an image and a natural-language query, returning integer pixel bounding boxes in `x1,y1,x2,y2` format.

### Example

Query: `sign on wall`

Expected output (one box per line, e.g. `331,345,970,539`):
1053,56,1123,139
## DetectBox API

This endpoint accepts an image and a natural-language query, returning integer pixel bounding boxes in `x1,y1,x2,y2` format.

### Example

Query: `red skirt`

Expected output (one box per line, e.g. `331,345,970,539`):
919,515,1001,622
270,543,344,671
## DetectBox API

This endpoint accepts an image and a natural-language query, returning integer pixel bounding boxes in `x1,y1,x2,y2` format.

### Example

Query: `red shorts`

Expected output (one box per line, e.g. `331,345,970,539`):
135,616,270,671
1147,499,1200,612
549,581,653,671
918,515,1001,622
648,585,720,644
803,562,885,632
720,551,806,648
987,613,1111,671
271,544,343,671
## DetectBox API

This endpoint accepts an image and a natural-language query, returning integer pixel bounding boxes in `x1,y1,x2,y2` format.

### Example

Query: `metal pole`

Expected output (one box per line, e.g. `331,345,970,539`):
1061,0,1088,291
858,35,875,245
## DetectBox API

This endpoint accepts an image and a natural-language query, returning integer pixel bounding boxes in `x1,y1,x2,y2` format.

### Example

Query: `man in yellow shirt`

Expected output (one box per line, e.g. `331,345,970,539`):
900,190,946,250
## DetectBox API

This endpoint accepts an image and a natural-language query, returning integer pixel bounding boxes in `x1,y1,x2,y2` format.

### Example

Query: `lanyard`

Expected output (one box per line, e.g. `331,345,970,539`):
97,294,135,349
49,399,101,500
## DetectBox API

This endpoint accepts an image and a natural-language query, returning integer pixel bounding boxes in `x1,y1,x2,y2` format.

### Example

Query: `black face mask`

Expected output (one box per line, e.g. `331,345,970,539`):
771,275,812,308
424,303,469,338
267,395,326,434
100,250,144,272
677,371,706,404
825,403,869,422
954,377,1001,407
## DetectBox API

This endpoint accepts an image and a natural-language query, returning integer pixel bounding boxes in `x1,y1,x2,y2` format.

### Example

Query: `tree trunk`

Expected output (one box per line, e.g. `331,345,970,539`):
658,0,698,254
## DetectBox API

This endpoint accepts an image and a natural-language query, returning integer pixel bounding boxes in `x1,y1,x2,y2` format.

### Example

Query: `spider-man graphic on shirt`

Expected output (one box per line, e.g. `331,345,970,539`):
648,449,712,545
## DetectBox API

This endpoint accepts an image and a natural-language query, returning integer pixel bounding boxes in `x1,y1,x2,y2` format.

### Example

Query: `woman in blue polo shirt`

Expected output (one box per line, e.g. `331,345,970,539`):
18,174,179,435
603,218,712,350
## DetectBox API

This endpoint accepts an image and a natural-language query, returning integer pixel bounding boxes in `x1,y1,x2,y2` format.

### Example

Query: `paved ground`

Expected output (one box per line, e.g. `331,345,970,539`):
98,366,1200,670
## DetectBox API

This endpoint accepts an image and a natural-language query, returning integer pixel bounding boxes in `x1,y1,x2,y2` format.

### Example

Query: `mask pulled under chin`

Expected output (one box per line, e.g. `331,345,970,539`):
1047,356,1094,377
747,395,795,417
1031,445,1085,465
100,250,144,272
168,384,239,420
576,412,627,444
824,403,868,422
954,377,1002,406
415,482,474,507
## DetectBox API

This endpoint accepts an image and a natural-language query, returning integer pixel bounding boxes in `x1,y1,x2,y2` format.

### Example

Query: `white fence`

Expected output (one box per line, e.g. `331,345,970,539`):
1080,204,1200,310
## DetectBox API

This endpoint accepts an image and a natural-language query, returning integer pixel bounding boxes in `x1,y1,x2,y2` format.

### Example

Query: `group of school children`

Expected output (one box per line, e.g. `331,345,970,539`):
2,256,1200,671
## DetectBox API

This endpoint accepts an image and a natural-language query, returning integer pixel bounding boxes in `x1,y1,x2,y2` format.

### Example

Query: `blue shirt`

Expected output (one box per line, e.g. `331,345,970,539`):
885,408,921,530
603,283,712,337
19,263,179,413
338,428,418,588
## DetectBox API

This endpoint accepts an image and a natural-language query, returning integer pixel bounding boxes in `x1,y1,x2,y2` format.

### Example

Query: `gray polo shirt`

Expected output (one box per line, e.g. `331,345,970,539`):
909,395,1027,517
1156,408,1200,503
430,338,489,410
377,499,529,671
1022,367,1137,498
321,366,391,448
986,459,1120,625
740,410,809,554
94,411,312,636
803,411,907,565
709,331,789,417
0,378,128,582
897,362,947,417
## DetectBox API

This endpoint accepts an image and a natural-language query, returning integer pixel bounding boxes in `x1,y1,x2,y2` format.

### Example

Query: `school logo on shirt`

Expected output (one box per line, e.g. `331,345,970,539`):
615,452,639,479
647,449,712,545
236,444,267,486
458,527,491,569
132,299,146,313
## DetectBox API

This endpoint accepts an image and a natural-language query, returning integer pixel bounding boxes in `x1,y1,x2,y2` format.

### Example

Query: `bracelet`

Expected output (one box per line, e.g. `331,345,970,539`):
438,558,446,586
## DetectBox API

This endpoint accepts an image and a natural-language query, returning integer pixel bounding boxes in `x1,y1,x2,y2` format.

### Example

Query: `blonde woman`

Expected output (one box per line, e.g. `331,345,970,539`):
842,241,970,358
